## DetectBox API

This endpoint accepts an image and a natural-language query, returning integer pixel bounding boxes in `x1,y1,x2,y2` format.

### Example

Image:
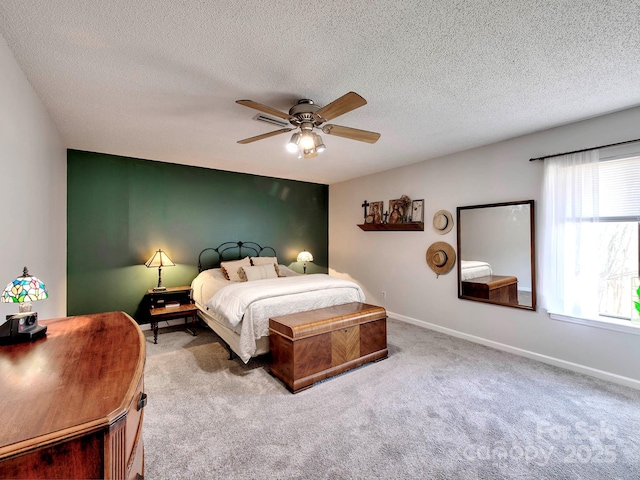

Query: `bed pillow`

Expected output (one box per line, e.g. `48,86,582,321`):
220,257,251,282
240,264,279,282
250,256,283,277
276,265,300,277
201,268,227,280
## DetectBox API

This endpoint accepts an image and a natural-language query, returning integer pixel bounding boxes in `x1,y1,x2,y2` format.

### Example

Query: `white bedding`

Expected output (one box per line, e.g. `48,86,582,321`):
460,260,493,280
191,269,365,363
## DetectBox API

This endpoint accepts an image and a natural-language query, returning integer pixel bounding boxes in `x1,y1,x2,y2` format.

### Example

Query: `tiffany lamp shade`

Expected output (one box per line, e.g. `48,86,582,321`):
1,267,49,313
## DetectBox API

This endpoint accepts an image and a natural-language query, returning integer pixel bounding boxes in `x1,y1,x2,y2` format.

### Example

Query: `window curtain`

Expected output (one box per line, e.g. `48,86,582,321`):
540,149,600,316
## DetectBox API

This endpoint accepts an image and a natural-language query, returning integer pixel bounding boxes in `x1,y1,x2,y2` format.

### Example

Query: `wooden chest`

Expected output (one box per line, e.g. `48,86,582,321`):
462,274,518,304
269,302,388,393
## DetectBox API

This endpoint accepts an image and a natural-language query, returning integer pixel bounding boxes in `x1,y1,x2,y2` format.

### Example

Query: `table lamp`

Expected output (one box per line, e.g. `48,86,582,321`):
1,266,48,313
297,250,313,274
1,267,49,343
145,249,175,291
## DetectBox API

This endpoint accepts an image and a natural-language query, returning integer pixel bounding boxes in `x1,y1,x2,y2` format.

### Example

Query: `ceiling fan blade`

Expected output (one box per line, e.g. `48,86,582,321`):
316,92,367,121
237,128,294,144
321,124,381,144
236,100,293,121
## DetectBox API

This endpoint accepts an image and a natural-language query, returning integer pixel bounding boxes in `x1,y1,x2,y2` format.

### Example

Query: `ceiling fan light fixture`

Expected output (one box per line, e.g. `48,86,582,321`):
236,92,380,154
299,131,315,150
314,133,326,153
286,132,301,153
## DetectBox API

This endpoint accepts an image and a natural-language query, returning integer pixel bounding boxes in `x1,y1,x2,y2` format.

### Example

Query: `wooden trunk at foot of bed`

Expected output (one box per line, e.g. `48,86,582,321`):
461,274,518,304
268,302,388,393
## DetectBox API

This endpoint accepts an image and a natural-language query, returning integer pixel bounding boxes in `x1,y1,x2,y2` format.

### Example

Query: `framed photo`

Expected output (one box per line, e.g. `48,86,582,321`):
411,199,424,223
388,199,406,224
370,201,383,224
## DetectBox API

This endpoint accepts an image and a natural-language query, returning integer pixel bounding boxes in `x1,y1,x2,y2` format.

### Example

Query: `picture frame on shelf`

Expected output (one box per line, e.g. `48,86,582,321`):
411,199,424,223
370,201,383,224
388,199,406,223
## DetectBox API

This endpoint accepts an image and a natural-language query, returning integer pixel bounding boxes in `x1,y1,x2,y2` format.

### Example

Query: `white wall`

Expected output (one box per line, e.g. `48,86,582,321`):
329,106,640,386
0,35,66,320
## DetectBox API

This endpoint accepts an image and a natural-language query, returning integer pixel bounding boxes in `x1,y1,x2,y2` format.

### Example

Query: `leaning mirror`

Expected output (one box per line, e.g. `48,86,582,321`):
457,200,536,310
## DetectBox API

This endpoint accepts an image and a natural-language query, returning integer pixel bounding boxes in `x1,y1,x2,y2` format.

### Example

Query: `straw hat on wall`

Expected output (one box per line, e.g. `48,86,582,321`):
426,241,456,276
433,210,454,234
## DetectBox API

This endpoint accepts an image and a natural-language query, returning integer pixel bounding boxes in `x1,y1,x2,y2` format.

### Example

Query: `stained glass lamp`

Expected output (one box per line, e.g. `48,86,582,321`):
145,249,175,291
1,267,49,313
297,250,314,274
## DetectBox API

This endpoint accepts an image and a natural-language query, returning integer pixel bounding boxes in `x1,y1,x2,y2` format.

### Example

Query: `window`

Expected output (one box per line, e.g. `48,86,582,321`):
589,219,638,319
540,146,640,325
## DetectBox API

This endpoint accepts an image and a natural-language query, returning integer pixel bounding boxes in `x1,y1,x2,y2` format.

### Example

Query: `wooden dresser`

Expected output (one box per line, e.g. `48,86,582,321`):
269,302,388,393
0,311,146,479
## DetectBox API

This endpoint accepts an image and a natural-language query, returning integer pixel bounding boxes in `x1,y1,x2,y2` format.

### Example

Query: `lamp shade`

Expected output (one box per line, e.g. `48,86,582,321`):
1,267,48,308
145,249,175,290
145,249,175,268
297,250,313,263
299,131,315,150
286,132,301,153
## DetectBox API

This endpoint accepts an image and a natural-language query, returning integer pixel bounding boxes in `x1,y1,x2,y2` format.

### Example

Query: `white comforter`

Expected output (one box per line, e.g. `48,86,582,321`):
460,260,493,280
203,274,365,362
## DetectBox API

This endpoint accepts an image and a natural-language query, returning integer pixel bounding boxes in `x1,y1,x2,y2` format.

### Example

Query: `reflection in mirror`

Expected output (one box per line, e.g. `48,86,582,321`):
457,200,536,310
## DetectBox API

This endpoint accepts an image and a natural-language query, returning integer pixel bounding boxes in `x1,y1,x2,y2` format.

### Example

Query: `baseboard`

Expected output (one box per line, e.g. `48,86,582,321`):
388,310,640,391
139,318,188,331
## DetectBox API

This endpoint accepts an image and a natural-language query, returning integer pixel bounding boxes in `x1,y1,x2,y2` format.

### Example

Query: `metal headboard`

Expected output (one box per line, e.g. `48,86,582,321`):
197,241,277,272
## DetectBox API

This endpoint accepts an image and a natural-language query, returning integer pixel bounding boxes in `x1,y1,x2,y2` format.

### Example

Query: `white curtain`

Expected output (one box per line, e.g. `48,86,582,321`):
540,149,600,316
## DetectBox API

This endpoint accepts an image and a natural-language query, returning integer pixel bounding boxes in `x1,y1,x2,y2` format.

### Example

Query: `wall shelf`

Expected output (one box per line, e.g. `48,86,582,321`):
357,222,424,231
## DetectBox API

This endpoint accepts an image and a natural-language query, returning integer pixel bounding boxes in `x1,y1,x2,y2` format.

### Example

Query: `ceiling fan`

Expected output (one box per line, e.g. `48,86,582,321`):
236,92,380,159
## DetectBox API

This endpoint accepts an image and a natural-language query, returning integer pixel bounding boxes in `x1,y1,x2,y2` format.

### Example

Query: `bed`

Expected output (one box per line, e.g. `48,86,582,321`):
191,241,365,363
460,260,493,280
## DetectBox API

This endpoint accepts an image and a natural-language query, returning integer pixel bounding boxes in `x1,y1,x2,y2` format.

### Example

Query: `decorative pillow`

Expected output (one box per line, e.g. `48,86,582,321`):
240,264,279,282
220,257,251,282
250,256,283,277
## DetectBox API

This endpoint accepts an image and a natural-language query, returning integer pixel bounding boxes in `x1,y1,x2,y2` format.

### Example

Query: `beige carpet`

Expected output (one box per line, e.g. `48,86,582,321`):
143,319,640,479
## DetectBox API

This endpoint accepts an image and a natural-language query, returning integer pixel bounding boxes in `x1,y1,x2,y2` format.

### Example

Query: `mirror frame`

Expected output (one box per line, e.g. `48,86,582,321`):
456,200,536,311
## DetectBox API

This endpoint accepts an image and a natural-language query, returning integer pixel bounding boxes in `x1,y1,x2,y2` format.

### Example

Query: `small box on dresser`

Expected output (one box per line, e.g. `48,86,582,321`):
269,302,388,393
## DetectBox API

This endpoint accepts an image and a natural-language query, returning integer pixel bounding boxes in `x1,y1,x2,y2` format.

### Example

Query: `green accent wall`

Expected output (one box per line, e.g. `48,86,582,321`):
67,150,328,320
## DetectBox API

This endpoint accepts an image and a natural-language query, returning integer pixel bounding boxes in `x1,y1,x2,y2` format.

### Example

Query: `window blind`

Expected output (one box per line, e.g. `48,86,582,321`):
599,155,640,219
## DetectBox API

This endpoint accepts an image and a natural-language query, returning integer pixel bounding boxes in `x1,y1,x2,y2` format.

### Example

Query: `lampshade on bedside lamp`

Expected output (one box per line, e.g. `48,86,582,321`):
145,249,175,291
297,250,313,274
1,267,49,313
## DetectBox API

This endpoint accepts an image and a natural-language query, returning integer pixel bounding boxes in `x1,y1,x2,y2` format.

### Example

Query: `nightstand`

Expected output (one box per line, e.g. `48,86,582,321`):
148,285,198,344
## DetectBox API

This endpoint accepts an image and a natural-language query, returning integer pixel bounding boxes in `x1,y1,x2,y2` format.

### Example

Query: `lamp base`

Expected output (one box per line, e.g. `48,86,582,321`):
18,303,32,313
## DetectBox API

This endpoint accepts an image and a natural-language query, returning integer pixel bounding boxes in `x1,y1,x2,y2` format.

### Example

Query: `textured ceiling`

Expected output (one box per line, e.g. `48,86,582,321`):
1,1,640,184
